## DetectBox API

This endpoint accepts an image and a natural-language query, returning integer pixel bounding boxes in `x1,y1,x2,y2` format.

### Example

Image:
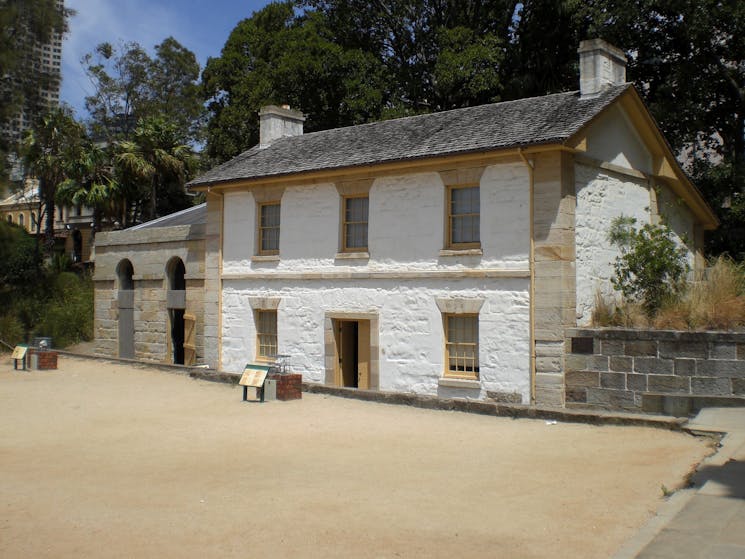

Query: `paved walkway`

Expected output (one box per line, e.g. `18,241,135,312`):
615,408,745,559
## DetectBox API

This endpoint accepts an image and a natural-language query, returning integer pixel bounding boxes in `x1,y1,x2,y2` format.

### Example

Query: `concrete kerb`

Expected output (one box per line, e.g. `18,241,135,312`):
53,352,687,429
54,350,208,377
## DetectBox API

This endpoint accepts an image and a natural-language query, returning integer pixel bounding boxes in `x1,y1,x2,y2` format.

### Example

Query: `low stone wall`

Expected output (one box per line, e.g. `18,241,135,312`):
565,328,745,413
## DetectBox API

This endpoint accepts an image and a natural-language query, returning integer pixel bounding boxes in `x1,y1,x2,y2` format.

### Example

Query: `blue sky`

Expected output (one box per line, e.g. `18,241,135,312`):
61,0,274,118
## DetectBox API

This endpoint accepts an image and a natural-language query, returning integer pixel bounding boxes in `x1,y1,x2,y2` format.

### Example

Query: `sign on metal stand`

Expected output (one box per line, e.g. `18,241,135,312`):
12,346,28,371
239,364,270,402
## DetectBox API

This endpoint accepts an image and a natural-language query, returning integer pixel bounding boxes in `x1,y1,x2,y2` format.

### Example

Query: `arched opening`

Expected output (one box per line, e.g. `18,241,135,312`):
18,214,24,228
7,214,12,223
165,257,186,365
31,212,37,232
116,259,135,358
72,229,83,262
116,259,134,290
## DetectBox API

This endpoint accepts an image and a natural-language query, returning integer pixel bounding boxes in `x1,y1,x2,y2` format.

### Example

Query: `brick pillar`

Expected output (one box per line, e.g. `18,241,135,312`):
532,151,577,406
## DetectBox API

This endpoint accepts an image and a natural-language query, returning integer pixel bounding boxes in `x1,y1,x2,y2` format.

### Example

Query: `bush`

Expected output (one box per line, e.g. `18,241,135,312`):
593,257,745,331
0,314,25,350
608,216,690,317
35,272,94,347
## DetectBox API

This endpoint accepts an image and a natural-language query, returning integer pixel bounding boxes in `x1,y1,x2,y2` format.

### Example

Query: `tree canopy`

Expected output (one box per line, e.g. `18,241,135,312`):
202,0,745,258
83,37,204,144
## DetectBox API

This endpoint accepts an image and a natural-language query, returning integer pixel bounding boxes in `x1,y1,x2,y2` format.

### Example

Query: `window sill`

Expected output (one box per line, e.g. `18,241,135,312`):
252,255,280,262
335,251,370,260
439,248,483,257
438,377,481,389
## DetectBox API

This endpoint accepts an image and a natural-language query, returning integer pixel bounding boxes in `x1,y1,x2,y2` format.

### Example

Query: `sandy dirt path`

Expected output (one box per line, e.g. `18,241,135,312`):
0,356,710,558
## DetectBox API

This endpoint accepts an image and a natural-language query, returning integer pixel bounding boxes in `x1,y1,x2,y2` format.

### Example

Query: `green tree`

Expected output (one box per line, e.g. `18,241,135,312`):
117,116,195,221
608,216,690,316
20,106,85,255
83,37,204,143
578,0,745,258
202,2,387,162
56,141,122,240
0,0,71,180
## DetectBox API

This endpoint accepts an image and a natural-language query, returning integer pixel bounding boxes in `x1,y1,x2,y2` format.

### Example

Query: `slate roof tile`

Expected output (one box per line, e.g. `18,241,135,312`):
189,85,630,187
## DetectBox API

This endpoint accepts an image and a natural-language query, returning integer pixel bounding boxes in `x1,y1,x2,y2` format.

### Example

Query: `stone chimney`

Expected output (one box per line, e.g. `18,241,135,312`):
577,39,627,98
258,104,305,148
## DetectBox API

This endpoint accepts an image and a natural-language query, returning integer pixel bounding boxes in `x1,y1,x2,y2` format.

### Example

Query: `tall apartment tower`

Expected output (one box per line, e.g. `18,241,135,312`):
2,0,64,153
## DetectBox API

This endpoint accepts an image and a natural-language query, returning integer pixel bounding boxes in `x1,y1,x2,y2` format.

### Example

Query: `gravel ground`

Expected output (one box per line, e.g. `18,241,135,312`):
0,356,711,558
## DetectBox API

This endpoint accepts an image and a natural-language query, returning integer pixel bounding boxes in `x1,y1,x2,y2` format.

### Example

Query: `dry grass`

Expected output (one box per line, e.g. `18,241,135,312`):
594,257,745,331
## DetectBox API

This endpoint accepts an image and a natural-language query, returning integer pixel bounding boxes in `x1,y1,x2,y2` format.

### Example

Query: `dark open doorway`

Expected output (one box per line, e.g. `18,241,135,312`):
166,257,186,365
334,319,370,389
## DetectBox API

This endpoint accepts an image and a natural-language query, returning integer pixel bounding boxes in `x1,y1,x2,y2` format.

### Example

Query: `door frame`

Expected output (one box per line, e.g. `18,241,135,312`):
325,312,379,390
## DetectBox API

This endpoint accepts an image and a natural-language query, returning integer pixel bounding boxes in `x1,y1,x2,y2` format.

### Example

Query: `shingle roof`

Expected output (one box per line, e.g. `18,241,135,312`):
129,203,206,229
189,85,631,188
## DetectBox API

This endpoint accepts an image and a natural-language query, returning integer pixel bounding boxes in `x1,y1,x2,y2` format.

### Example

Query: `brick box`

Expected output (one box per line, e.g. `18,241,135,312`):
27,349,58,370
268,373,302,401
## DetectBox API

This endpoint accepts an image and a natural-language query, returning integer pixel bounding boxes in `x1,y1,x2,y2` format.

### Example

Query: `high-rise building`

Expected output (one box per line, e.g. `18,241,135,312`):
1,0,64,155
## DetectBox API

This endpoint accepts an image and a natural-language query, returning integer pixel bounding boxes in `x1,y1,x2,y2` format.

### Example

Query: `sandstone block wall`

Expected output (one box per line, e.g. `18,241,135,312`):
94,223,207,365
565,328,745,412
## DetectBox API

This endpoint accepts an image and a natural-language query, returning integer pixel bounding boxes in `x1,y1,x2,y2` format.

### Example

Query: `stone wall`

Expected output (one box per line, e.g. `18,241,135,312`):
565,328,745,413
94,223,206,364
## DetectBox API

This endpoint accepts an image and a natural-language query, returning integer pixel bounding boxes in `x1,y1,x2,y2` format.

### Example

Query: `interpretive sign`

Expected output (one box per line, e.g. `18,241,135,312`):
239,367,268,388
12,346,27,360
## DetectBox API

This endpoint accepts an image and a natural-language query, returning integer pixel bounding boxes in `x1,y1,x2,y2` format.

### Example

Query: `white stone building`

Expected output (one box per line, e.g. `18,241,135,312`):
99,40,718,407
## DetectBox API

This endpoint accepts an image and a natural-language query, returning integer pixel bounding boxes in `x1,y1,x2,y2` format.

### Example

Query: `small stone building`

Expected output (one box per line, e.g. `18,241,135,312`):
93,204,206,365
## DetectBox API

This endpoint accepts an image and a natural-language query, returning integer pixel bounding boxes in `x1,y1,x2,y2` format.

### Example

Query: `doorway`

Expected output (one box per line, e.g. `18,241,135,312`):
334,319,371,389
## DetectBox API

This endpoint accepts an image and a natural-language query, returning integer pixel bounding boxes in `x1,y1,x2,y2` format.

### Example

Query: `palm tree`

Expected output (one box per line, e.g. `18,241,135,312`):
117,116,195,222
21,106,85,255
56,141,122,242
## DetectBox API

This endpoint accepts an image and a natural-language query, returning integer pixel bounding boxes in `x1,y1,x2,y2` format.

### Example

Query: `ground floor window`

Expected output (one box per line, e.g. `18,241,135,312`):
256,309,278,360
444,314,479,379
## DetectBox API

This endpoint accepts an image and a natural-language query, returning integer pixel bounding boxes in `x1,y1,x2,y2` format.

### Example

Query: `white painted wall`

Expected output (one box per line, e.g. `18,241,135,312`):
221,278,531,401
583,104,653,175
574,163,651,324
222,163,530,275
657,183,696,270
219,162,531,400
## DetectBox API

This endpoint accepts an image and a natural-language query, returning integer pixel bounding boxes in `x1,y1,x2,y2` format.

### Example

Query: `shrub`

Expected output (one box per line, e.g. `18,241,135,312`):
35,272,94,347
608,216,690,317
0,314,25,350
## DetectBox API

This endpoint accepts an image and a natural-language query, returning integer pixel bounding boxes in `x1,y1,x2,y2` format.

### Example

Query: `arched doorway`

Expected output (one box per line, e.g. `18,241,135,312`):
116,259,135,358
166,257,186,365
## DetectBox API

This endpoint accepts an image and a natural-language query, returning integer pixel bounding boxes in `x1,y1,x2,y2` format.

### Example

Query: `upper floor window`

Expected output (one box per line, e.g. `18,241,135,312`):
258,202,280,255
447,185,480,248
342,195,369,251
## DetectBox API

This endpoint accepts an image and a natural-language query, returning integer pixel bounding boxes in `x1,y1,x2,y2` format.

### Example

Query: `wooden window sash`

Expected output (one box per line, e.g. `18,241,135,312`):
256,309,278,360
444,313,479,380
447,184,480,249
258,202,280,255
342,195,369,252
